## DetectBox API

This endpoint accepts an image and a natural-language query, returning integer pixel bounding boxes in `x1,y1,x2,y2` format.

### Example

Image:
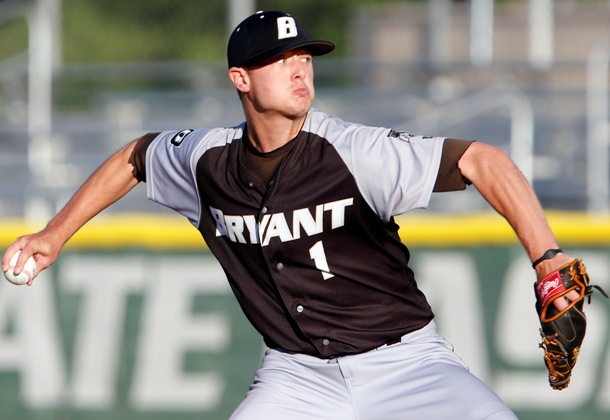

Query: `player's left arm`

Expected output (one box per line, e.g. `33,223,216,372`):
456,141,578,306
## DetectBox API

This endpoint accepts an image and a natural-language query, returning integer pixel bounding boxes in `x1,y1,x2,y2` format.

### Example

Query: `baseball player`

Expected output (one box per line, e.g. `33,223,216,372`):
3,10,582,419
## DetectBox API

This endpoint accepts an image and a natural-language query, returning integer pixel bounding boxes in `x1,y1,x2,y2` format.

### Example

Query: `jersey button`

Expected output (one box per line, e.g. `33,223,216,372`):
276,262,284,270
296,305,304,313
248,181,254,188
322,339,330,346
261,207,268,214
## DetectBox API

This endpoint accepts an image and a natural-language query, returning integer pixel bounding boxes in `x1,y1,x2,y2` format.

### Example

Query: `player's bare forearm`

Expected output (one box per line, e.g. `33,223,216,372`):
457,142,572,270
458,142,580,310
47,140,140,243
2,140,141,279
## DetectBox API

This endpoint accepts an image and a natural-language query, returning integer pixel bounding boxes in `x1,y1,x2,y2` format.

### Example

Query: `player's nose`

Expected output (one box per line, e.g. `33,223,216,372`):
289,58,307,79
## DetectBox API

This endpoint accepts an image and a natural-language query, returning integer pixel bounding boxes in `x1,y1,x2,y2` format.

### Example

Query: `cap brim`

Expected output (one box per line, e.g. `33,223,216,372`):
239,40,335,68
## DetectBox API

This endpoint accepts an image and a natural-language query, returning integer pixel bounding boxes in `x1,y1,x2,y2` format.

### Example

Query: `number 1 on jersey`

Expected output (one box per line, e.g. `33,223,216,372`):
309,241,334,280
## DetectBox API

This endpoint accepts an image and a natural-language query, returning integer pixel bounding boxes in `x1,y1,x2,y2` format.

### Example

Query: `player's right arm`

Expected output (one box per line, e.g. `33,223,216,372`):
2,134,155,284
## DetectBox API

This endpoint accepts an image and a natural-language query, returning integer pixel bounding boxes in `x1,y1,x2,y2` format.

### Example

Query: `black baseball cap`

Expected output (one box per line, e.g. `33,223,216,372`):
227,10,335,68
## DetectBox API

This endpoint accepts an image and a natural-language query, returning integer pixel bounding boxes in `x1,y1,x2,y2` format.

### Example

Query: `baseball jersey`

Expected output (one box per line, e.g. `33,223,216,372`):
134,108,448,358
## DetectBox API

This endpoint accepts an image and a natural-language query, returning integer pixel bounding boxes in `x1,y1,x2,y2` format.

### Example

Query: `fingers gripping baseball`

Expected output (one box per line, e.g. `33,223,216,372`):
2,232,62,286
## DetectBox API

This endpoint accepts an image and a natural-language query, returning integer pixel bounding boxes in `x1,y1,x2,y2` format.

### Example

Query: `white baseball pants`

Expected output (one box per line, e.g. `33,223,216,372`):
230,321,517,419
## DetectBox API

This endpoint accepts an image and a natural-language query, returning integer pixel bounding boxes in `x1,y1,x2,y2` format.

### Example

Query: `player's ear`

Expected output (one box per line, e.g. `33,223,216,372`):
228,67,250,94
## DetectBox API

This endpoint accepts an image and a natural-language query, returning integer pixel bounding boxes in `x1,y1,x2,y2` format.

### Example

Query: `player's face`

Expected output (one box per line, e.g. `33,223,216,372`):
244,49,315,118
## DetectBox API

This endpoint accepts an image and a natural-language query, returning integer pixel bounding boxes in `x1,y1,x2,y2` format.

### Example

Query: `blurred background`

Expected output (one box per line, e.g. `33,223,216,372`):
1,1,610,419
2,0,610,219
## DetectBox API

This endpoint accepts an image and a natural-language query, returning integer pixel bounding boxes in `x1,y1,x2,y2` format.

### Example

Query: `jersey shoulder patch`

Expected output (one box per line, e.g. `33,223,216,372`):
387,129,435,143
169,129,194,147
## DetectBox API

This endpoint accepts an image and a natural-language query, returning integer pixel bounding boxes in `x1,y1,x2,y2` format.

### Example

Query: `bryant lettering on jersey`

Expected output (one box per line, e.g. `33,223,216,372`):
210,198,354,246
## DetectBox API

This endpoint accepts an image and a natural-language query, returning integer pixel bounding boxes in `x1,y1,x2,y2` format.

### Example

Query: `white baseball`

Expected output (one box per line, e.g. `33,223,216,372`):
4,250,37,285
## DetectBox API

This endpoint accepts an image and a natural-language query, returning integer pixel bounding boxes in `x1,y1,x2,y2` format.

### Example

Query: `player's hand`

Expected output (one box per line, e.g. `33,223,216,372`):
534,252,580,311
2,229,63,286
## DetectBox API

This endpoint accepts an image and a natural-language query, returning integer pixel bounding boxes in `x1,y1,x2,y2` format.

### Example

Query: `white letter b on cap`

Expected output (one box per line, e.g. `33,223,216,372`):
277,17,298,39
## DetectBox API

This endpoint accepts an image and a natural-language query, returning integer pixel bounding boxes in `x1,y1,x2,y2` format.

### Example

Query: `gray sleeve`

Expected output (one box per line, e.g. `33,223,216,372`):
315,115,445,222
145,128,218,226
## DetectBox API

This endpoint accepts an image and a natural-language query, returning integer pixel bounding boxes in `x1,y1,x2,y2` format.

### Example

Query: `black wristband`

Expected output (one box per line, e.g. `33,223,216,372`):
532,248,563,268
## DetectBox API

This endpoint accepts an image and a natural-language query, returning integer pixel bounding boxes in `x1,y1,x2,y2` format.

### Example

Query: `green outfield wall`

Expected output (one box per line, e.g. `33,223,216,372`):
1,212,609,420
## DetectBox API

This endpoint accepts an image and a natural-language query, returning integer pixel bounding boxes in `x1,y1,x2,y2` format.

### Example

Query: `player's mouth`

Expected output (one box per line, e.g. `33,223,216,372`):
294,85,309,96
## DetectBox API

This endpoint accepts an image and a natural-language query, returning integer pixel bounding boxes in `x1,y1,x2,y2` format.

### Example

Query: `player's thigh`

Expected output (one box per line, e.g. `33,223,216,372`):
230,349,354,420
352,334,517,419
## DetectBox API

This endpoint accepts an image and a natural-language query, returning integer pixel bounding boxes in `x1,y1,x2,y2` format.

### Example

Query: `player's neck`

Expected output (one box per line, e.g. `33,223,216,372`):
245,111,307,153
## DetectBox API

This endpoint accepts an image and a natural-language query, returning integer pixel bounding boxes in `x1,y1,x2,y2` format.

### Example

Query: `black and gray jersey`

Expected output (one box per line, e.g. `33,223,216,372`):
138,108,445,358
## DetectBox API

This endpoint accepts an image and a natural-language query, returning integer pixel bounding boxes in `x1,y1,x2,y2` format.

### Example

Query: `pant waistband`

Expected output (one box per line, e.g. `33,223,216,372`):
374,320,437,351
